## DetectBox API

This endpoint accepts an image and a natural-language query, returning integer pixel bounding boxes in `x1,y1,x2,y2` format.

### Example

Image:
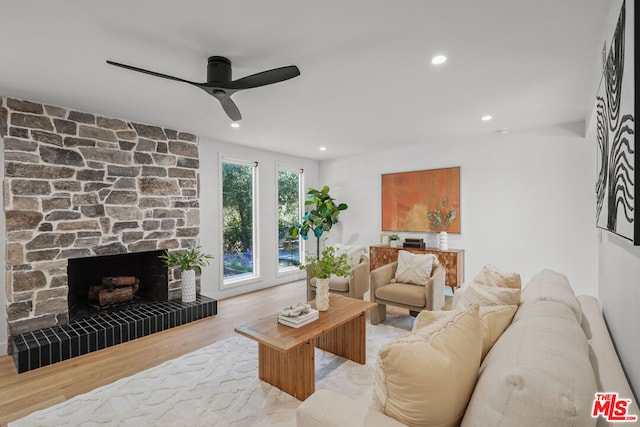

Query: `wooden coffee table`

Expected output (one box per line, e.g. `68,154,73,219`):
234,294,376,400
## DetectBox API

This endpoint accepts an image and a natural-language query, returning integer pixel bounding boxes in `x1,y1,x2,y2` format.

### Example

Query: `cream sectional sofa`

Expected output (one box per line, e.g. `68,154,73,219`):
297,269,639,427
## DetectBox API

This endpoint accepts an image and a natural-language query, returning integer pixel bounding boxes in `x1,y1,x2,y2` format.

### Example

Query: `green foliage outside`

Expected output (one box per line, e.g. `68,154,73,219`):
222,163,254,256
278,170,301,268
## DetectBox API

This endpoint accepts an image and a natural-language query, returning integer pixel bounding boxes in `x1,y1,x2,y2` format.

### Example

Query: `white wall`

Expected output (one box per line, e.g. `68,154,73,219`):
198,136,319,301
595,0,639,399
0,134,7,355
320,128,598,296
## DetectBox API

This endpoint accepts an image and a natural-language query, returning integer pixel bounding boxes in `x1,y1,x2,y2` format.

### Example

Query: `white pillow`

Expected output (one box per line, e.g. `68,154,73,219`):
455,282,521,309
334,244,365,269
471,264,522,289
394,250,438,286
373,304,482,426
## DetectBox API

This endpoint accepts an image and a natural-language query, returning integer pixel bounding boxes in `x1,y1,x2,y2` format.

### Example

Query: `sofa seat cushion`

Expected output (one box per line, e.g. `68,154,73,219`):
375,283,426,308
374,304,482,427
310,276,349,292
462,300,597,427
521,269,582,323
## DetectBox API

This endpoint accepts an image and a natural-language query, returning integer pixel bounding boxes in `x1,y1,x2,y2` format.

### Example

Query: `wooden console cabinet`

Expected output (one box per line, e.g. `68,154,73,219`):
369,245,465,291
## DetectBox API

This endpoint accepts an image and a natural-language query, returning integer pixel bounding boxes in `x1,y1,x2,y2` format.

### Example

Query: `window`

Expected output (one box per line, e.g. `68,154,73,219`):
277,168,302,272
222,159,257,283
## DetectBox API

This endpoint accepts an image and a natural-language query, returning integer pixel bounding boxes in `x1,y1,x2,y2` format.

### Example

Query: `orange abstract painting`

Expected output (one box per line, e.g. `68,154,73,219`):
381,167,460,233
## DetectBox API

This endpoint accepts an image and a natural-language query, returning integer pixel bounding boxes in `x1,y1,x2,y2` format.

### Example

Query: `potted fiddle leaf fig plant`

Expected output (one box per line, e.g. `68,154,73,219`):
299,246,351,311
159,246,213,302
289,186,348,258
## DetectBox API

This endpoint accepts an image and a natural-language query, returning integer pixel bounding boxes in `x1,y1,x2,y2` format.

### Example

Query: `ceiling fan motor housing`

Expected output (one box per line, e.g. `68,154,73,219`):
207,56,232,83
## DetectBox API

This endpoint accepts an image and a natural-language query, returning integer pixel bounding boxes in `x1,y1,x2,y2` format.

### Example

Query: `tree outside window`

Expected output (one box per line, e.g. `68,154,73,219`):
222,161,256,281
278,169,302,270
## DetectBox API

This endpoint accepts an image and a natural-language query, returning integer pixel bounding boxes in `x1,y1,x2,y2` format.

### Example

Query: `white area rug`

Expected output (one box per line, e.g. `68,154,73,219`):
11,316,413,427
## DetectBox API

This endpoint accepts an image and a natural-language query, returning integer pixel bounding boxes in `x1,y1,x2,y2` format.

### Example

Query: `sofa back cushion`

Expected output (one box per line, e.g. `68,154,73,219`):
373,304,481,427
520,269,582,323
462,299,597,427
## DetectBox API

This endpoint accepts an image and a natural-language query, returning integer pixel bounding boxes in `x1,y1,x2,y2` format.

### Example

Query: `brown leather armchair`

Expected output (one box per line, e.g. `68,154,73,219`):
369,261,446,324
307,254,370,301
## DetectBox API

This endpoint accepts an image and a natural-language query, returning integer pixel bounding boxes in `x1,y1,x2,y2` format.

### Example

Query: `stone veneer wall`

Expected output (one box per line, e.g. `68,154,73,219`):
1,97,200,339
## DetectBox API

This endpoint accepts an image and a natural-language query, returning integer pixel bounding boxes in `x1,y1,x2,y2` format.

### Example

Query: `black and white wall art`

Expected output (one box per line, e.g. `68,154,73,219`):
595,0,637,244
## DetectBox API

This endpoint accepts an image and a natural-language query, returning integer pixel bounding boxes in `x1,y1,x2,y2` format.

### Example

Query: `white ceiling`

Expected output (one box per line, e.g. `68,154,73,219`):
0,0,609,160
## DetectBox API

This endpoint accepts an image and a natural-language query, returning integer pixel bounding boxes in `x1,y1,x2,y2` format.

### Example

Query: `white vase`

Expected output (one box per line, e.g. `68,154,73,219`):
181,269,197,303
390,240,399,248
315,277,330,311
439,231,449,251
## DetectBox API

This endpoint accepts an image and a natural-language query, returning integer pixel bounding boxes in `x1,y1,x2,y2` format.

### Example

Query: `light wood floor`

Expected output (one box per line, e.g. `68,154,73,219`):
0,280,312,426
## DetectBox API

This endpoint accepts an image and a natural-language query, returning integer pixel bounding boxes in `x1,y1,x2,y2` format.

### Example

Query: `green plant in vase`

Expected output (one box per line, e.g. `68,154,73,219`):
427,200,457,250
389,234,400,247
299,246,351,311
159,246,213,302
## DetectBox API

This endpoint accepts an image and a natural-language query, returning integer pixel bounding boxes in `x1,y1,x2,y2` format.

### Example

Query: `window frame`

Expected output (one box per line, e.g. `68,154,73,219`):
275,164,304,276
219,155,260,287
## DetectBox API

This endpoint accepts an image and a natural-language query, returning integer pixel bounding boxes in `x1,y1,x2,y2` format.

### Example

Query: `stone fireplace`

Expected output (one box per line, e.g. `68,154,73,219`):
1,97,206,347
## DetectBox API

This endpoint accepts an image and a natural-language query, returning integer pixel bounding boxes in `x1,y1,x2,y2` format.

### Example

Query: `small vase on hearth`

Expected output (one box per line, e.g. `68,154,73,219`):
315,278,330,311
181,269,197,303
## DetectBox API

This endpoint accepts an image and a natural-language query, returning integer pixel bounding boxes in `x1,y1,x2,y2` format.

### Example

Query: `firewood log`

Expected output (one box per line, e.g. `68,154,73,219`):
98,286,135,306
101,276,139,287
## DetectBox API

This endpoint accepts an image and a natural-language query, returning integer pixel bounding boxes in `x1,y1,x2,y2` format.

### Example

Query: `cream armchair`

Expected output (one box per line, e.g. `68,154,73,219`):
370,261,446,324
307,253,370,301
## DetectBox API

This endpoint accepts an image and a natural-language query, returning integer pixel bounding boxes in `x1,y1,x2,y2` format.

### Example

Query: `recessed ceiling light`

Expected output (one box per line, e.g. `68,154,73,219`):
431,55,447,65
230,122,240,128
481,115,493,121
319,146,327,151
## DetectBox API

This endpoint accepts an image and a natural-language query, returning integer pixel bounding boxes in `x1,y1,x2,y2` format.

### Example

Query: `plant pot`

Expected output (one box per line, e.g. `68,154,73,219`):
390,240,399,248
315,277,330,311
439,231,449,251
181,269,197,303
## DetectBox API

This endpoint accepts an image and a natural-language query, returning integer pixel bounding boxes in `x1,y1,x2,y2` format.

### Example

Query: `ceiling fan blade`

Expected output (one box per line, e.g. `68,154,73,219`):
106,60,201,86
220,65,300,90
220,96,242,121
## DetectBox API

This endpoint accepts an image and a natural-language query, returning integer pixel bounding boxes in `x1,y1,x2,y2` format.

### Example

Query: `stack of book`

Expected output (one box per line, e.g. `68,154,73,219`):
277,307,320,328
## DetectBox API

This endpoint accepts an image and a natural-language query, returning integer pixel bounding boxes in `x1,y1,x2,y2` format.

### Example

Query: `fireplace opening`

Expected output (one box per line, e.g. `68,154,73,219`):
67,250,169,321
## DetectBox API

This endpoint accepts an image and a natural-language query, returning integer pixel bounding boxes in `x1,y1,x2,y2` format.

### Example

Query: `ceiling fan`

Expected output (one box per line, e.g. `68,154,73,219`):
106,56,300,121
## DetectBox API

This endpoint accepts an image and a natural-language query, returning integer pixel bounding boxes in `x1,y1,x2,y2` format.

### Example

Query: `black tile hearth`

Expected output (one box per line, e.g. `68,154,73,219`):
11,295,217,373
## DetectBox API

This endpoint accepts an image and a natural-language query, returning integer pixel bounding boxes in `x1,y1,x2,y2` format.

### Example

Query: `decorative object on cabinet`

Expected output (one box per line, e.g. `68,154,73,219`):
381,167,460,233
370,244,464,292
388,234,400,247
402,238,425,249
